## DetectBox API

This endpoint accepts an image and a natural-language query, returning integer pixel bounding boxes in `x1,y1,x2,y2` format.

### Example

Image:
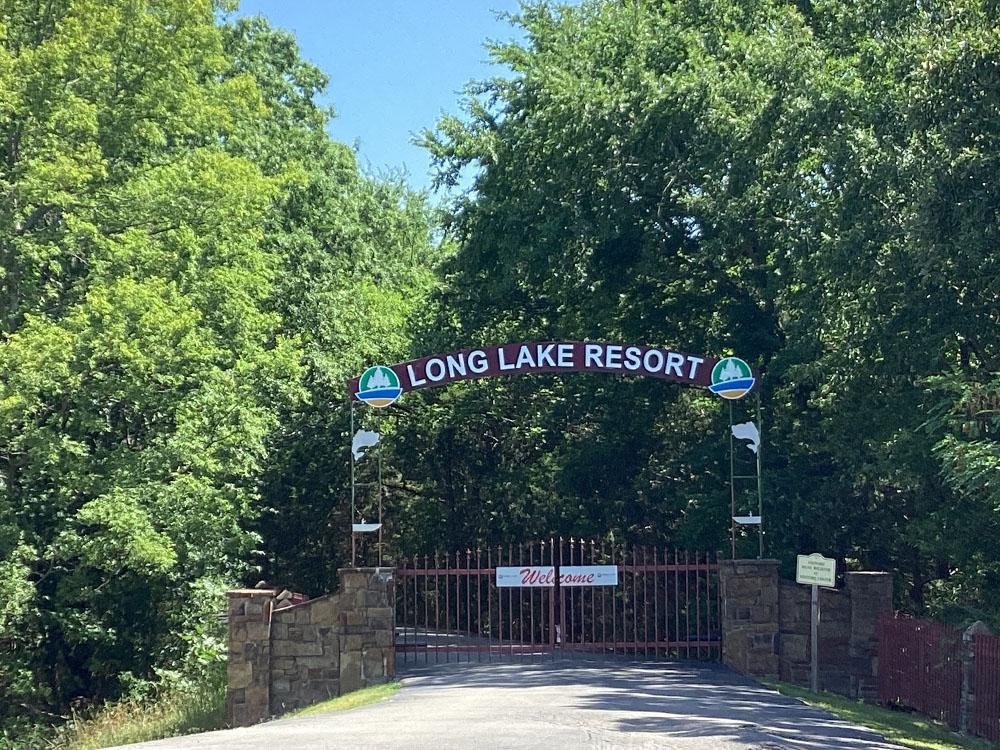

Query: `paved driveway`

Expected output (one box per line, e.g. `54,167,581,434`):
122,659,905,749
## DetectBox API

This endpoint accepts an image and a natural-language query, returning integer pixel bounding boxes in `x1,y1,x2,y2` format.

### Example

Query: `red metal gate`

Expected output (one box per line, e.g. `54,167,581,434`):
395,539,721,664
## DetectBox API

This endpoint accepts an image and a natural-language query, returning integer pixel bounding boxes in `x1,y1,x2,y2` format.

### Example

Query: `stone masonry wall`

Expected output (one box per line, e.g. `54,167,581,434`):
227,567,395,726
720,560,892,699
778,580,852,693
720,560,780,678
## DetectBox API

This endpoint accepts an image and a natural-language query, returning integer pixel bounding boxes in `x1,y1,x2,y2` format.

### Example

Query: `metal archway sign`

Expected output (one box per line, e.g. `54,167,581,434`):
347,341,756,407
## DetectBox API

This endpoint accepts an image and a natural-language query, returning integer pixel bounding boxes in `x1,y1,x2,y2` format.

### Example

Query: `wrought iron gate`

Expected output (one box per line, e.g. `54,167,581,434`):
395,539,721,664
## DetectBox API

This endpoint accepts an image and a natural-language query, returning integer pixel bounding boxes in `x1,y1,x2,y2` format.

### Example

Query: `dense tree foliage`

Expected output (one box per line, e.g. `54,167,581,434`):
395,0,1000,626
0,1,435,742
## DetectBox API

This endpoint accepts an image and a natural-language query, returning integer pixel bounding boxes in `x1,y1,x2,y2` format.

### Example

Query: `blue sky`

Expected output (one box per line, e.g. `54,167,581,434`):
232,1,527,192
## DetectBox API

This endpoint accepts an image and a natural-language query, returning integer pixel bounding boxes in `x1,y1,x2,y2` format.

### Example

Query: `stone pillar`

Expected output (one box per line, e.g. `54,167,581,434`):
846,571,892,699
719,560,780,678
960,621,993,734
226,589,276,727
337,567,395,694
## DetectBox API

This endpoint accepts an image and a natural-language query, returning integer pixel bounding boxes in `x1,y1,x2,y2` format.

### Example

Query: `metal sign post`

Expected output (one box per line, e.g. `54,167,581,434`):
811,583,819,692
796,553,837,693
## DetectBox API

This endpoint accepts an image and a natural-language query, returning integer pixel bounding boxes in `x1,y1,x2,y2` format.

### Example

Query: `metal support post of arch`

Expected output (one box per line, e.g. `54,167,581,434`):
350,398,385,568
729,392,764,560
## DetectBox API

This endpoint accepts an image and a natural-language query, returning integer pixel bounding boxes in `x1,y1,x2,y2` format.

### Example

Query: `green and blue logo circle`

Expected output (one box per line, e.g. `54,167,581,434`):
709,357,755,400
355,365,402,407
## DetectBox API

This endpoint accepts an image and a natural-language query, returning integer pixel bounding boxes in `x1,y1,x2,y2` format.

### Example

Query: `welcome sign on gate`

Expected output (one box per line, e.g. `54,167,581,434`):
495,566,619,587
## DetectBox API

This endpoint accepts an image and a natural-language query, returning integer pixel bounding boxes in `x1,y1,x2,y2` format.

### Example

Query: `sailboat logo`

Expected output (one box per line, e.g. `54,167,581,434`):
355,366,402,407
709,357,755,400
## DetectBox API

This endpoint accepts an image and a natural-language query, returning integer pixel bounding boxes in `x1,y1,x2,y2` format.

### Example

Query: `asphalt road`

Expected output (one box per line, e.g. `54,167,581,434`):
121,659,906,750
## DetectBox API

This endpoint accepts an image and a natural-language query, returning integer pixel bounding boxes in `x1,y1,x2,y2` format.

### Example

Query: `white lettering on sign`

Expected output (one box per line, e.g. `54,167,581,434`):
468,349,489,374
495,566,619,588
390,342,725,395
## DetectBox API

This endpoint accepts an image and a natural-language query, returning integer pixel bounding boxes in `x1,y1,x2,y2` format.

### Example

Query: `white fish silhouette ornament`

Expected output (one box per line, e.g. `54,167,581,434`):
731,421,760,454
352,429,381,460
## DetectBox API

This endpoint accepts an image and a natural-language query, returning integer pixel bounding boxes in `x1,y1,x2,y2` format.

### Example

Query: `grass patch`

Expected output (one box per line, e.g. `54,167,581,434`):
763,681,997,750
56,672,226,750
288,682,401,718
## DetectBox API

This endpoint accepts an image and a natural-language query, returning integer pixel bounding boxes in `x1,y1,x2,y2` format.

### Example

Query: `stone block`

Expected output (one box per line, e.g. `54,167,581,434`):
781,633,809,662
294,608,312,625
363,648,386,680
340,610,365,627
273,678,290,693
229,661,253,689
273,639,323,657
295,655,339,669
340,650,363,694
344,634,364,652
308,596,340,624
751,605,775,624
245,622,269,641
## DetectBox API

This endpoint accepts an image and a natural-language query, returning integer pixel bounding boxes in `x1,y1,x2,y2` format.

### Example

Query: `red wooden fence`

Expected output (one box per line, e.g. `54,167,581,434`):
973,633,1000,742
395,539,721,664
877,614,963,729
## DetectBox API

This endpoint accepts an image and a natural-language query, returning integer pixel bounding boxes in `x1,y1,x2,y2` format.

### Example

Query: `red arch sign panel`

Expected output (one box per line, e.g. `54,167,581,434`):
348,341,755,403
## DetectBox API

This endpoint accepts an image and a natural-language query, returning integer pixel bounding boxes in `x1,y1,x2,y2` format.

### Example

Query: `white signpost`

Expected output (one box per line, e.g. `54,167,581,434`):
796,553,837,692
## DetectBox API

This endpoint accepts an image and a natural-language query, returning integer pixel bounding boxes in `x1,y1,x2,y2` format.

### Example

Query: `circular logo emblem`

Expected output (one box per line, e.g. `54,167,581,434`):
355,365,402,407
709,357,755,400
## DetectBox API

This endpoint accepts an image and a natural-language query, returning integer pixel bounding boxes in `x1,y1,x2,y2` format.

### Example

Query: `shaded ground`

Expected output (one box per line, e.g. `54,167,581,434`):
121,658,906,749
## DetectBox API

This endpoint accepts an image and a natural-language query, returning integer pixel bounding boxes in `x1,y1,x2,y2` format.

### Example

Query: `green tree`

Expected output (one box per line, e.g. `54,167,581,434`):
0,0,300,735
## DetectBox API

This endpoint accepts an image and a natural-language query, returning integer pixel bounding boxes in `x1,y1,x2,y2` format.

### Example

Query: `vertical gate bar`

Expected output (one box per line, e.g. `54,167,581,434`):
423,554,430,665
567,538,575,652
487,546,493,663
518,543,525,659
528,542,544,661
529,541,536,662
580,539,597,651
444,551,451,664
696,550,703,659
644,545,651,657
653,546,660,657
716,551,722,660
397,566,402,665
435,551,441,664
496,545,503,661
572,538,579,651
663,546,670,657
601,539,607,655
685,549,691,659
453,549,459,664
631,543,638,657
612,542,618,655
559,538,566,656
476,547,483,663
546,537,556,661
412,555,419,665
674,549,680,660
590,539,597,651
579,538,586,649
508,543,514,659
465,548,472,663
